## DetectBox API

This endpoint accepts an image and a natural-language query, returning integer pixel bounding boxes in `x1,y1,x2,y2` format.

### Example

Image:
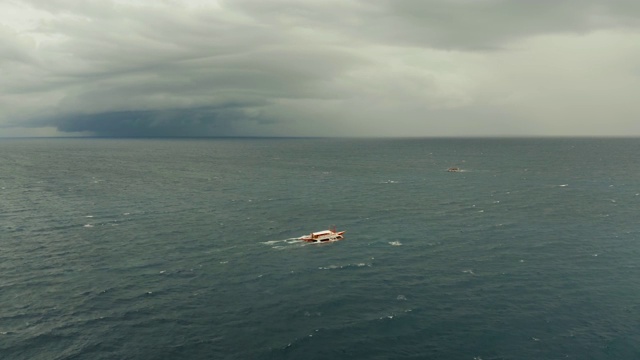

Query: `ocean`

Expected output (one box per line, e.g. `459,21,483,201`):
1,137,639,359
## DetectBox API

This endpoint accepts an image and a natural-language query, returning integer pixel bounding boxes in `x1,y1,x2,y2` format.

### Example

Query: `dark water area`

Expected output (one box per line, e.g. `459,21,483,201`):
1,137,639,359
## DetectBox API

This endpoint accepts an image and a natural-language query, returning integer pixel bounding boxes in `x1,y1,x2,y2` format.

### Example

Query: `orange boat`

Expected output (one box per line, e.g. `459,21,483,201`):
299,227,345,243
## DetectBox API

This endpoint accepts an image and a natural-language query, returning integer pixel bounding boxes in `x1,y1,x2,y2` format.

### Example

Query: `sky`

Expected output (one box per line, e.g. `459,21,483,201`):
1,0,640,137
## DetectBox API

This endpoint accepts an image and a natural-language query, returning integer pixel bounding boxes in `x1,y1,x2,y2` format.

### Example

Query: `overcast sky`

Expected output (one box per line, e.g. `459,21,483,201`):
2,0,640,137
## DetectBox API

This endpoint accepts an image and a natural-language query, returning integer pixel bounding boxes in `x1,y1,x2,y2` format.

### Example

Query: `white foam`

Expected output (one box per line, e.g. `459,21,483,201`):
262,238,299,245
397,295,407,301
319,265,340,270
319,263,370,270
389,241,402,246
379,314,395,320
83,224,94,228
262,240,283,245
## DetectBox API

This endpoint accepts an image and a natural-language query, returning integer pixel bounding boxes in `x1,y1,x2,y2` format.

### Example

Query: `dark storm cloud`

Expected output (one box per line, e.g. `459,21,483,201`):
49,106,262,137
3,0,366,136
2,0,640,136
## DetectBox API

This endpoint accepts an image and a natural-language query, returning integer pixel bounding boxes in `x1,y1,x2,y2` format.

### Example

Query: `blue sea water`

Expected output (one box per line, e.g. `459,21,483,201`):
1,137,640,359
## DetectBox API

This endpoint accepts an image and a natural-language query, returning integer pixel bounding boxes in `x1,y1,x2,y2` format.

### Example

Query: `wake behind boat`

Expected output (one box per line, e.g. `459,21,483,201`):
299,227,345,243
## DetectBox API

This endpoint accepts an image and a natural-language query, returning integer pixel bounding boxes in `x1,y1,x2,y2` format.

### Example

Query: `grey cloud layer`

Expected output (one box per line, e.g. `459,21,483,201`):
2,0,640,136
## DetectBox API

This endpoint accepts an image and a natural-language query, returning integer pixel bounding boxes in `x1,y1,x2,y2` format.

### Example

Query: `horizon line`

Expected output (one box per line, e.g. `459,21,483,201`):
1,135,640,140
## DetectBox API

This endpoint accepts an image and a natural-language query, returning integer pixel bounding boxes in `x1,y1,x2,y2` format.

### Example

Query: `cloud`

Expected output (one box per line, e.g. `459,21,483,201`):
2,0,640,137
46,106,248,137
371,0,640,49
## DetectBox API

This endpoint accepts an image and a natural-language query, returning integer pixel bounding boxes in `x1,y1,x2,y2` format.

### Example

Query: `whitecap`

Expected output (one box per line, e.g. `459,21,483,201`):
83,224,94,228
389,241,402,246
85,215,94,218
397,295,407,301
462,269,475,275
319,263,370,270
319,265,340,270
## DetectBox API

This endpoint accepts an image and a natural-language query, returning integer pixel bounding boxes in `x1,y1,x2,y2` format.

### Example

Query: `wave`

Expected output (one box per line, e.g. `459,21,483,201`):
261,238,301,245
261,237,306,250
318,263,371,270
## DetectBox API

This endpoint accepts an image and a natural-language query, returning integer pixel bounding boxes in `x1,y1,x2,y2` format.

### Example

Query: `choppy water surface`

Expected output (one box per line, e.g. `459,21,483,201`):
1,138,640,359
